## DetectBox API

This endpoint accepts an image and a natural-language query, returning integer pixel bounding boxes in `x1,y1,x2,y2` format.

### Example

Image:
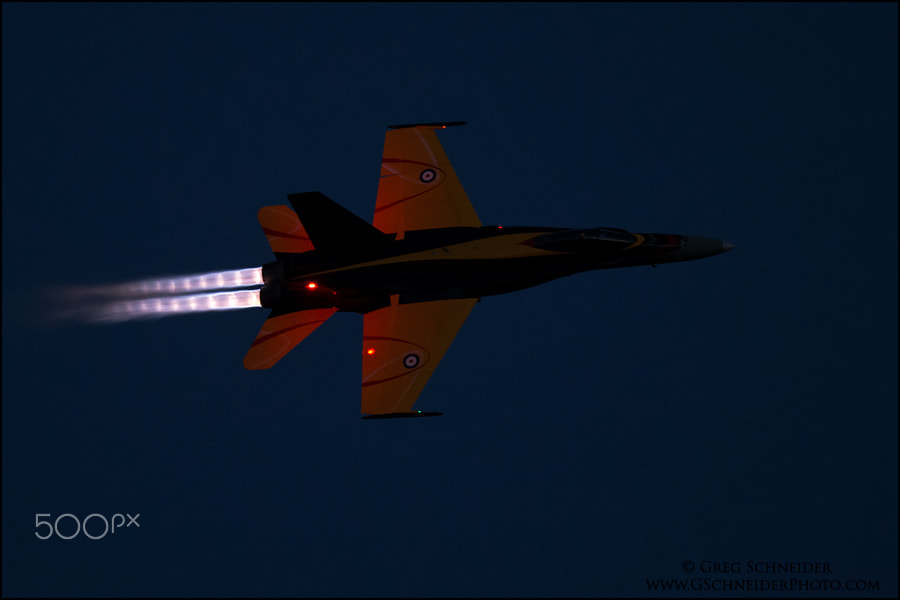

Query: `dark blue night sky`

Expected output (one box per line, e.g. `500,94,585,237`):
3,4,896,597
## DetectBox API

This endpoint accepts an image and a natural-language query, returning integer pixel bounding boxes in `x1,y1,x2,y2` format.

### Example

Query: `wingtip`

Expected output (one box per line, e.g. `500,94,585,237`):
387,121,467,130
362,411,443,420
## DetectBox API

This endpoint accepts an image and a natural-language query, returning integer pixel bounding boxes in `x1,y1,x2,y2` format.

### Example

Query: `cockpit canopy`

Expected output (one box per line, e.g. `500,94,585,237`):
532,227,636,252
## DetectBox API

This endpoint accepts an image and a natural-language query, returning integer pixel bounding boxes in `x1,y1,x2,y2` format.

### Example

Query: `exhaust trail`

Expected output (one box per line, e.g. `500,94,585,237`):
52,267,265,323
114,267,264,297
62,267,264,299
93,289,262,323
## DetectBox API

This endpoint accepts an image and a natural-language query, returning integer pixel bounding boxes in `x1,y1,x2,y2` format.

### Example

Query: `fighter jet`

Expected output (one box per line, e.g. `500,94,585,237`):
244,122,734,419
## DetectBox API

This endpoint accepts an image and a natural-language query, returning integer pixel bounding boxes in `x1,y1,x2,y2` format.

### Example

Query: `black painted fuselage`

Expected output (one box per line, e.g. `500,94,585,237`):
259,225,733,315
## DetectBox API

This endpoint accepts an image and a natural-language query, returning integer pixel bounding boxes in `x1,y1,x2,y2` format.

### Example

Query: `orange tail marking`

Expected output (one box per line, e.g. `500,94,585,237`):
243,308,337,370
257,205,315,254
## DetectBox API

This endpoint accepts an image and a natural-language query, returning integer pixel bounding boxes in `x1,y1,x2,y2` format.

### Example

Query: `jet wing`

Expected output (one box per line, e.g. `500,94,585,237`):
373,124,481,235
362,298,478,416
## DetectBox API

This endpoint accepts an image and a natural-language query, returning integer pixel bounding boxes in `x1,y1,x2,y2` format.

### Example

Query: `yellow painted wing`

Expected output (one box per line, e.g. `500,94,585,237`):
373,126,481,234
361,298,478,415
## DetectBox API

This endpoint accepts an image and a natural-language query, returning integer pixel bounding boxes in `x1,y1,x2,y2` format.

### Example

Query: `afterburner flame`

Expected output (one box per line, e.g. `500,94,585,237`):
94,289,261,322
54,267,265,323
97,267,264,298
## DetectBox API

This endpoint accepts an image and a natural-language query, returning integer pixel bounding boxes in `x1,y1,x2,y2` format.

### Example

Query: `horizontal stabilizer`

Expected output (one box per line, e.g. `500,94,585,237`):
244,308,337,370
287,192,393,256
257,205,314,255
387,121,467,130
362,411,443,420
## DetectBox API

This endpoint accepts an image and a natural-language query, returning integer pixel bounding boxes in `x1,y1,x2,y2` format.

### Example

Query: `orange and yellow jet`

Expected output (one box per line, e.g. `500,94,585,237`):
244,122,734,419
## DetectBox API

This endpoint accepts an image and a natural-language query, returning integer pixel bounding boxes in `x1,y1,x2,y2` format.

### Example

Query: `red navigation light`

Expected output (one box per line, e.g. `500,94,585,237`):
366,348,376,355
306,282,317,289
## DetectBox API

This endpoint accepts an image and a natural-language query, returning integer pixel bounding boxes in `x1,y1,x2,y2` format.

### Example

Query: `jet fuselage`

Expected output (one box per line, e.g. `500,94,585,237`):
259,225,733,315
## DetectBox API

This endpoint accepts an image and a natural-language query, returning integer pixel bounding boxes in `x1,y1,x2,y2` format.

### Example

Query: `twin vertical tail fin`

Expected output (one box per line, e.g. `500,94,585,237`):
247,192,390,369
257,192,392,258
286,191,393,257
247,204,320,369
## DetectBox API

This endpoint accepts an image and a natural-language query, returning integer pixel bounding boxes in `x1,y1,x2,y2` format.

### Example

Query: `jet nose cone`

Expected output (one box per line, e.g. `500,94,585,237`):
670,236,734,262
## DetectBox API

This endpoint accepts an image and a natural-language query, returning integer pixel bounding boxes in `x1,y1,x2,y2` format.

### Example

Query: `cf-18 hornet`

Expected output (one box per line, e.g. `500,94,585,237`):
245,122,734,419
